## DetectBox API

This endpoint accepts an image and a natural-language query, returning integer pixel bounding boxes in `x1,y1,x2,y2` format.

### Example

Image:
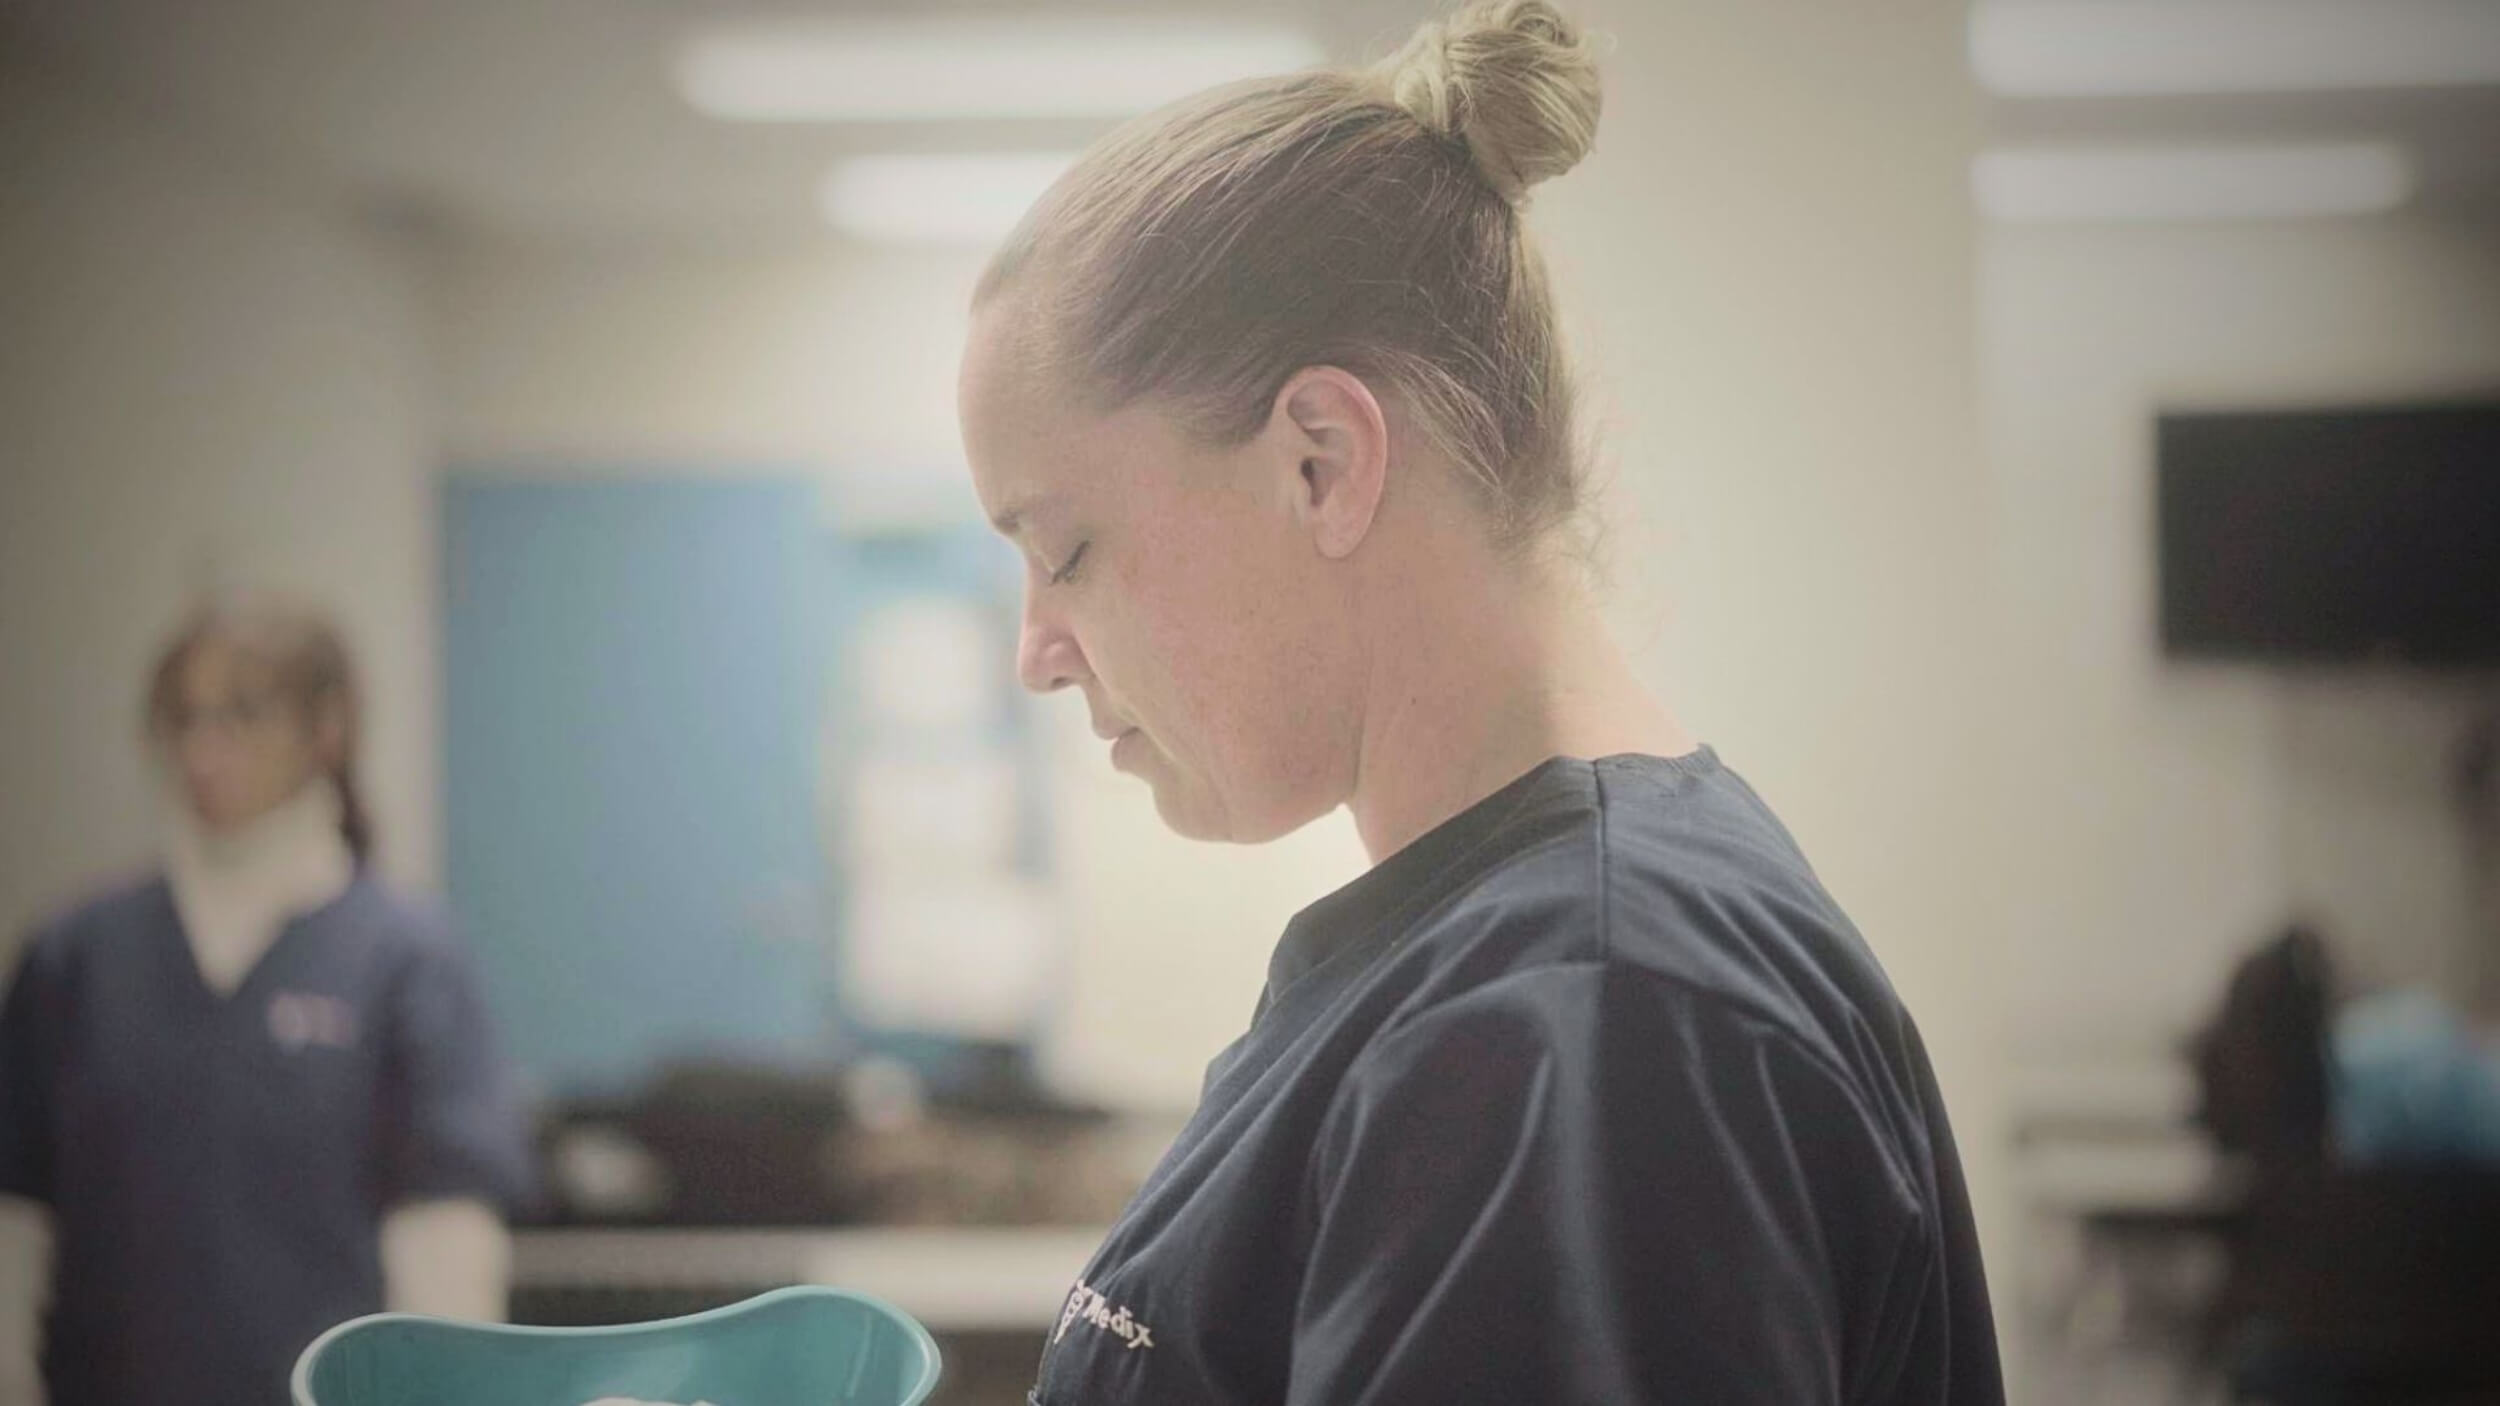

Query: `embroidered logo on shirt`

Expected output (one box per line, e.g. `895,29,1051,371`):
1055,1279,1156,1351
267,991,359,1053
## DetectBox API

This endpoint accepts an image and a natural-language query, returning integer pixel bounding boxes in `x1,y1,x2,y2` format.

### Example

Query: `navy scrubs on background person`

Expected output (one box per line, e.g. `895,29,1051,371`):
0,595,533,1406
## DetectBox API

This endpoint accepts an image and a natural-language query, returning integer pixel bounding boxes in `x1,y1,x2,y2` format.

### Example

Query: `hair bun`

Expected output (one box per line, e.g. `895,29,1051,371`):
1376,0,1602,203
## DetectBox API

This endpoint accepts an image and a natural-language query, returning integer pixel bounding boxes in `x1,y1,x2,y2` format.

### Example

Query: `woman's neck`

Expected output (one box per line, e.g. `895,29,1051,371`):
1346,563,1693,864
166,778,356,993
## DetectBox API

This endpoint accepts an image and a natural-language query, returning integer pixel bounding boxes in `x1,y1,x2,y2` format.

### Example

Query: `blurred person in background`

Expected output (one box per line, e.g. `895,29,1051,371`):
0,594,534,1406
960,2,2002,1403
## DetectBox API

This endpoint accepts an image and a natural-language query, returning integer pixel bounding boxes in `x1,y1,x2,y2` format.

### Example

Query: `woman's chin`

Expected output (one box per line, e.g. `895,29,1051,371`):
1149,777,1327,848
186,799,250,832
1146,774,1233,844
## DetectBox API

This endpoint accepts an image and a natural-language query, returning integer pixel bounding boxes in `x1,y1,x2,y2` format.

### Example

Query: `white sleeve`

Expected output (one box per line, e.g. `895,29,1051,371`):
380,1197,511,1322
0,1195,49,1406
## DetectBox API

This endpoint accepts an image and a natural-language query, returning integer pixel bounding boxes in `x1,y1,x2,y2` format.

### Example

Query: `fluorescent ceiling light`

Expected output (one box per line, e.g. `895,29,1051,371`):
682,17,1327,122
821,152,1078,246
1971,0,2500,96
1974,143,2416,223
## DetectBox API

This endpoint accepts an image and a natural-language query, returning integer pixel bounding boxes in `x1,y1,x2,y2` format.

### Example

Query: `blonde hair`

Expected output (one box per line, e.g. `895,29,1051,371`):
978,0,1602,549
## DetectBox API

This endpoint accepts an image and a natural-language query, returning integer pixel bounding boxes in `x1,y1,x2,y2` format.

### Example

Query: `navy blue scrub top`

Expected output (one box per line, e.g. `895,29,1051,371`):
1029,750,2003,1405
0,872,535,1406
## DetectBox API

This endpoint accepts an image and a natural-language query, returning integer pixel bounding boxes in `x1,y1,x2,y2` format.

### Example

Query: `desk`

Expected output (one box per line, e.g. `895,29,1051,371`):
2009,1060,2242,1402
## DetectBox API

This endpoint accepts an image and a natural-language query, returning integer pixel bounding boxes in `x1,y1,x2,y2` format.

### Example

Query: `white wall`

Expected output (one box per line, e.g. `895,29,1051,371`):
1983,215,2500,1060
437,242,984,509
0,53,440,941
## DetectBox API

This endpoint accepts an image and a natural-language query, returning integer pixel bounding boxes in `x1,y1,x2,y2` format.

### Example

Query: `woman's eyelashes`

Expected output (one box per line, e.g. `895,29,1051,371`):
1049,540,1091,586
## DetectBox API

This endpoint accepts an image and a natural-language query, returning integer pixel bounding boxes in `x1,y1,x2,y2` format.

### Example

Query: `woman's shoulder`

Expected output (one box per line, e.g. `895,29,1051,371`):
1430,751,1842,946
20,869,175,945
4,872,176,995
326,873,465,954
1448,750,1827,911
1414,750,1906,1066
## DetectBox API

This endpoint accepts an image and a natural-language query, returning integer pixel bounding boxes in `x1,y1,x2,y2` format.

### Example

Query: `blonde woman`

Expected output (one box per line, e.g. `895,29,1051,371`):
959,2,2002,1402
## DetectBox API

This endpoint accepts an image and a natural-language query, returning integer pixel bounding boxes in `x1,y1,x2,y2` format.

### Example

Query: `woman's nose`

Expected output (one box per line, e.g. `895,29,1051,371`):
1016,609,1088,695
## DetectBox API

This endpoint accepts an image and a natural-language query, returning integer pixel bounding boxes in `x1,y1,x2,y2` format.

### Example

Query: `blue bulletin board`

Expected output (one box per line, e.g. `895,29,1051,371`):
443,471,1047,1099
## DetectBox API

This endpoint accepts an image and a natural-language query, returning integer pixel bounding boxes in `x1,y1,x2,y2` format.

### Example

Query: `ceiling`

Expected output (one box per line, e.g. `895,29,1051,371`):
5,0,2496,245
1985,87,2500,218
0,0,1437,245
1977,0,2500,218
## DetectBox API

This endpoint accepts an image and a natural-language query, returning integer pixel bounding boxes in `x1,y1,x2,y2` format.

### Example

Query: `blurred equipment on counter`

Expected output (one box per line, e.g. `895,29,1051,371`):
533,1051,1149,1228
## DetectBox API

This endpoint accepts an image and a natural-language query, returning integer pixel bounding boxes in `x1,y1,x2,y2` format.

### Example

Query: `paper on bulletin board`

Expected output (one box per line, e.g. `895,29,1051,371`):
855,595,996,733
847,750,1021,878
843,879,1057,1041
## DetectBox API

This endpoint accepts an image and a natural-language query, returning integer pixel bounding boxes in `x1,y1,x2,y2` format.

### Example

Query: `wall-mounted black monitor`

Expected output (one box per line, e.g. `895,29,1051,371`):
2157,401,2500,667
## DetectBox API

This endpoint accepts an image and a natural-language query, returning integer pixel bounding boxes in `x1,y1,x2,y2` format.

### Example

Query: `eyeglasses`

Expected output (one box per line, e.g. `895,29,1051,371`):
159,692,289,741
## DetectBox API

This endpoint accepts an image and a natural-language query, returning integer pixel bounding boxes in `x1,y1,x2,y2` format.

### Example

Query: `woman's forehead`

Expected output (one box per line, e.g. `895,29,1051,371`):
963,311,1077,487
177,639,274,696
965,370,1156,536
961,294,1059,416
965,395,1090,535
964,299,1210,527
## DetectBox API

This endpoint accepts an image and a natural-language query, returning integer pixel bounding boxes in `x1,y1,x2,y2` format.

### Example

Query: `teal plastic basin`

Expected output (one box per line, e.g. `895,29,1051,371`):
291,1287,942,1406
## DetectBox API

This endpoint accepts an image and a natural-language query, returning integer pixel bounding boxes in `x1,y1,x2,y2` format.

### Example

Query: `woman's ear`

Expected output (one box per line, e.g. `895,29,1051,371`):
1273,366,1390,561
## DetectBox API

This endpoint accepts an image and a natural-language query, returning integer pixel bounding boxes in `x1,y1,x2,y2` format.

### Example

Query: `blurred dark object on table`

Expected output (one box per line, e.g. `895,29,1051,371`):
620,1062,862,1225
2191,924,2334,1167
530,1050,1143,1227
